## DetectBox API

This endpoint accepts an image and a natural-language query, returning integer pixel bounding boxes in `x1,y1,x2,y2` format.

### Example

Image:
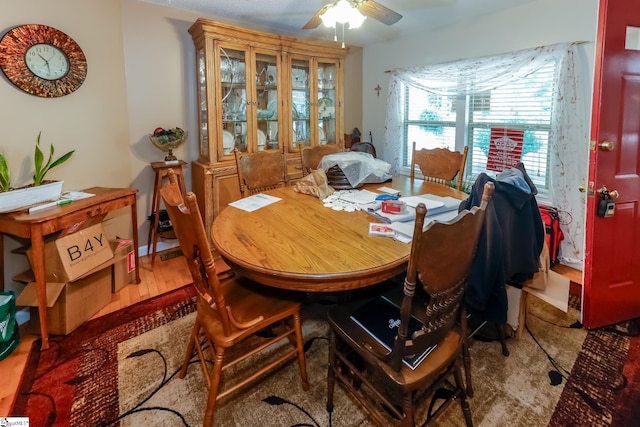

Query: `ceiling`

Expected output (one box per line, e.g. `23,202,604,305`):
139,0,538,47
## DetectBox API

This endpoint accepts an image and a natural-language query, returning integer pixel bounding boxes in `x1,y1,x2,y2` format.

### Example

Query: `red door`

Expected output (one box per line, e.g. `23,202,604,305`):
584,0,640,328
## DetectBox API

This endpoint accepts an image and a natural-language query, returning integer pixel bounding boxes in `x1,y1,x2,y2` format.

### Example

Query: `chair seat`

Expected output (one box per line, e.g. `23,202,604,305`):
328,303,461,390
199,277,302,347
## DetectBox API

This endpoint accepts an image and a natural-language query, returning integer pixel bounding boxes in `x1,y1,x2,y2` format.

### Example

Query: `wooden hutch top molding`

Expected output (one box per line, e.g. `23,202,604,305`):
188,18,349,58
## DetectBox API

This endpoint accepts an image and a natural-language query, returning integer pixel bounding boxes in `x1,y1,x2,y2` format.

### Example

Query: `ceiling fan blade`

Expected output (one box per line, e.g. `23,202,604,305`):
357,0,403,26
303,5,331,30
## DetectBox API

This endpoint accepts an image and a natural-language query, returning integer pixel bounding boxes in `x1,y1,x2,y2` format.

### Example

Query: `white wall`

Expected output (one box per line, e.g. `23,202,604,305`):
362,0,599,162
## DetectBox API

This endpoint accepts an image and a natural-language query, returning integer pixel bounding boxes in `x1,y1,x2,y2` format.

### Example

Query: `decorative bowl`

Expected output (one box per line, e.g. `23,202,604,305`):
149,130,187,161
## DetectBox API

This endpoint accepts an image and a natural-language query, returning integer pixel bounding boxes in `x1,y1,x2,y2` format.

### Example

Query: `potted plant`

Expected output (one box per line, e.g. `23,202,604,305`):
0,132,75,213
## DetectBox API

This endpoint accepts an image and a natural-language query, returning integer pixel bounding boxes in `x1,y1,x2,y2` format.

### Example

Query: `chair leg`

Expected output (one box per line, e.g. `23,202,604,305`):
180,321,200,379
400,392,415,427
462,341,473,397
203,346,225,427
453,360,474,427
292,312,310,391
495,323,510,356
326,331,336,414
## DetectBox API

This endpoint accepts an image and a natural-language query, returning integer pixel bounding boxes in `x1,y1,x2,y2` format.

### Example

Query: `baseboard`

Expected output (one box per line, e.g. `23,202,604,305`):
136,239,180,258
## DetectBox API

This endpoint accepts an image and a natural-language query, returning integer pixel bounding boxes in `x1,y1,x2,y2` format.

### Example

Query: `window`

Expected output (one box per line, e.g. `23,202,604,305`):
403,62,555,191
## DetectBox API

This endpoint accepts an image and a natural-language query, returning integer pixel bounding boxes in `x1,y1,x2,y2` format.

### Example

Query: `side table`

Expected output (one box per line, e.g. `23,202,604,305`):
0,187,139,350
148,161,187,265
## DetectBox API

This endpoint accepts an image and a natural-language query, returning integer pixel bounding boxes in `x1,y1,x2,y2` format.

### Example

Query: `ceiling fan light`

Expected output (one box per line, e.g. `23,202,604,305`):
320,6,338,28
333,0,353,23
327,0,366,28
347,10,366,29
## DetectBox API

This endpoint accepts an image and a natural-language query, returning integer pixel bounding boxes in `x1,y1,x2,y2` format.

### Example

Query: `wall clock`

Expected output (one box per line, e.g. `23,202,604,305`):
0,24,87,97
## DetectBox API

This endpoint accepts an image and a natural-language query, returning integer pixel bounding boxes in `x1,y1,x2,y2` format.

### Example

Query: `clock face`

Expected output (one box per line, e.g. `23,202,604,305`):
25,44,70,80
0,24,87,97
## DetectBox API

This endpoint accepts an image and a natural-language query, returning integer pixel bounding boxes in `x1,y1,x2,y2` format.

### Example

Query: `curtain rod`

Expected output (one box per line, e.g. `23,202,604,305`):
383,41,589,73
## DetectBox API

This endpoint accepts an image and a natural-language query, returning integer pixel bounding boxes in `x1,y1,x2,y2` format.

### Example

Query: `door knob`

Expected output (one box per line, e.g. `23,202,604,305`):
599,141,615,151
579,183,593,195
597,186,619,199
596,186,618,218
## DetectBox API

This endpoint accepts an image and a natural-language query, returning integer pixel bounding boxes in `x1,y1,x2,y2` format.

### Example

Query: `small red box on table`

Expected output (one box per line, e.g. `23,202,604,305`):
381,200,406,214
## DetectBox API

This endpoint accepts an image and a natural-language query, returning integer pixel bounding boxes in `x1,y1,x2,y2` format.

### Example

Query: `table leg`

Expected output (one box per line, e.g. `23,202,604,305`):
147,170,161,257
30,224,49,350
131,197,141,284
150,171,164,266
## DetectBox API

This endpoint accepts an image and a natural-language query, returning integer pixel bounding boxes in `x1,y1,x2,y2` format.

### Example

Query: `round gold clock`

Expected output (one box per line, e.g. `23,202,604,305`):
0,24,87,97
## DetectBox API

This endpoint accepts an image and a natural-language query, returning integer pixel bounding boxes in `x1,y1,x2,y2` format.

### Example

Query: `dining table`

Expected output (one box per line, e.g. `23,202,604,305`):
211,175,467,293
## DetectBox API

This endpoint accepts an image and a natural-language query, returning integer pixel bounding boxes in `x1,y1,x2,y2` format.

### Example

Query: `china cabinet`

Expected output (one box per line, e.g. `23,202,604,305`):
188,18,346,239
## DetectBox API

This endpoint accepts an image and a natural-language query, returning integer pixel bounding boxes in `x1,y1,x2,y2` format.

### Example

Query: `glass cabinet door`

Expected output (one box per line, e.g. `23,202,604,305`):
219,46,248,158
290,57,310,151
254,51,279,151
317,60,337,146
197,48,209,159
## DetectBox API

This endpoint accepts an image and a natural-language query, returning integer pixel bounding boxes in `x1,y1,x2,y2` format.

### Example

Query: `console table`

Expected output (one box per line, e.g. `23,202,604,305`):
0,187,139,350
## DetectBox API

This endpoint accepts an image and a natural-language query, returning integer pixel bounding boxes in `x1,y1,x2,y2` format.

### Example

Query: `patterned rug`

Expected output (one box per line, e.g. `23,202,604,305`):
10,285,639,426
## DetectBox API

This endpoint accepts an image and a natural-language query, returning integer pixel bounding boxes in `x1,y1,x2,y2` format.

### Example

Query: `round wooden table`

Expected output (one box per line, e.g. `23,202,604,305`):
211,176,465,293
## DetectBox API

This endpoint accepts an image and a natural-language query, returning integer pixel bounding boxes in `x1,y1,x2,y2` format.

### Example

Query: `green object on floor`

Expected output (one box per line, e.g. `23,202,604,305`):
0,290,19,361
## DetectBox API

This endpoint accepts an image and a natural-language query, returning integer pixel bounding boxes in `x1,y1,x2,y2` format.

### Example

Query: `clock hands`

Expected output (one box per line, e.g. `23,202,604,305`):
38,53,52,76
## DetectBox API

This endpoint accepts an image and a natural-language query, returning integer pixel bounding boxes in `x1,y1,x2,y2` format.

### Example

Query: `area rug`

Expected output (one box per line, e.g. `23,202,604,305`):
10,286,638,427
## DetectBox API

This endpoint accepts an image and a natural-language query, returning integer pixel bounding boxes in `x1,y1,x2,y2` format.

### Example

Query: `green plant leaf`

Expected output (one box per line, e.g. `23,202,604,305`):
49,150,75,170
32,132,75,186
34,131,45,185
0,152,10,192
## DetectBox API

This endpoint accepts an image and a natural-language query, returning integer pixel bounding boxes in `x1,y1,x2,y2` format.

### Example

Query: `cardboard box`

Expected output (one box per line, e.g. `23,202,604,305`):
110,239,136,293
17,266,112,335
27,223,114,283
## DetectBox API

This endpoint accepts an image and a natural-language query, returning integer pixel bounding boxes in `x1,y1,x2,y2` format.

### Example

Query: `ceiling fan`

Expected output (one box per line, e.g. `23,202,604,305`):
303,0,403,30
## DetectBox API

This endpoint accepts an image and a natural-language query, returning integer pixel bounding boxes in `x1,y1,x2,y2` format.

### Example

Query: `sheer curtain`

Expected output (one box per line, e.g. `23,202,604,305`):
384,43,588,266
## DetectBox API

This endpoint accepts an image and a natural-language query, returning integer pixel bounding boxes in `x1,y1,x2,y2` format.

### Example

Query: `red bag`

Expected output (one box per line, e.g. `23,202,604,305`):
539,205,564,266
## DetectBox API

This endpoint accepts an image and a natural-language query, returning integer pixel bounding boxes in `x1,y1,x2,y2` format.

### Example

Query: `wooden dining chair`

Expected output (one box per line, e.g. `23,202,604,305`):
234,148,288,197
326,181,495,427
410,142,469,191
159,169,309,427
299,143,342,176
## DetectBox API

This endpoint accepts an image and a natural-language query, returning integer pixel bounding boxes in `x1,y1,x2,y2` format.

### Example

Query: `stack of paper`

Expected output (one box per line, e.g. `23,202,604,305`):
389,209,461,243
367,194,459,224
400,195,460,215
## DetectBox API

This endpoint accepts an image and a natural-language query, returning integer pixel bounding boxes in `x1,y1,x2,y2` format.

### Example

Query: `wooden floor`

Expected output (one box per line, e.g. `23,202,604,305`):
0,249,191,417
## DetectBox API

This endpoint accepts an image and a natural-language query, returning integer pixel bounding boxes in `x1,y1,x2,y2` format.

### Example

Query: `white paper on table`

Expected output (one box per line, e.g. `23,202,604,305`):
377,186,401,195
228,193,282,212
63,191,96,201
338,189,379,205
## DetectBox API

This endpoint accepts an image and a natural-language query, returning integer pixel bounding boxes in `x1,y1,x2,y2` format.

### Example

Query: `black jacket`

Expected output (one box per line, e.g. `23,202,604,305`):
459,163,544,323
